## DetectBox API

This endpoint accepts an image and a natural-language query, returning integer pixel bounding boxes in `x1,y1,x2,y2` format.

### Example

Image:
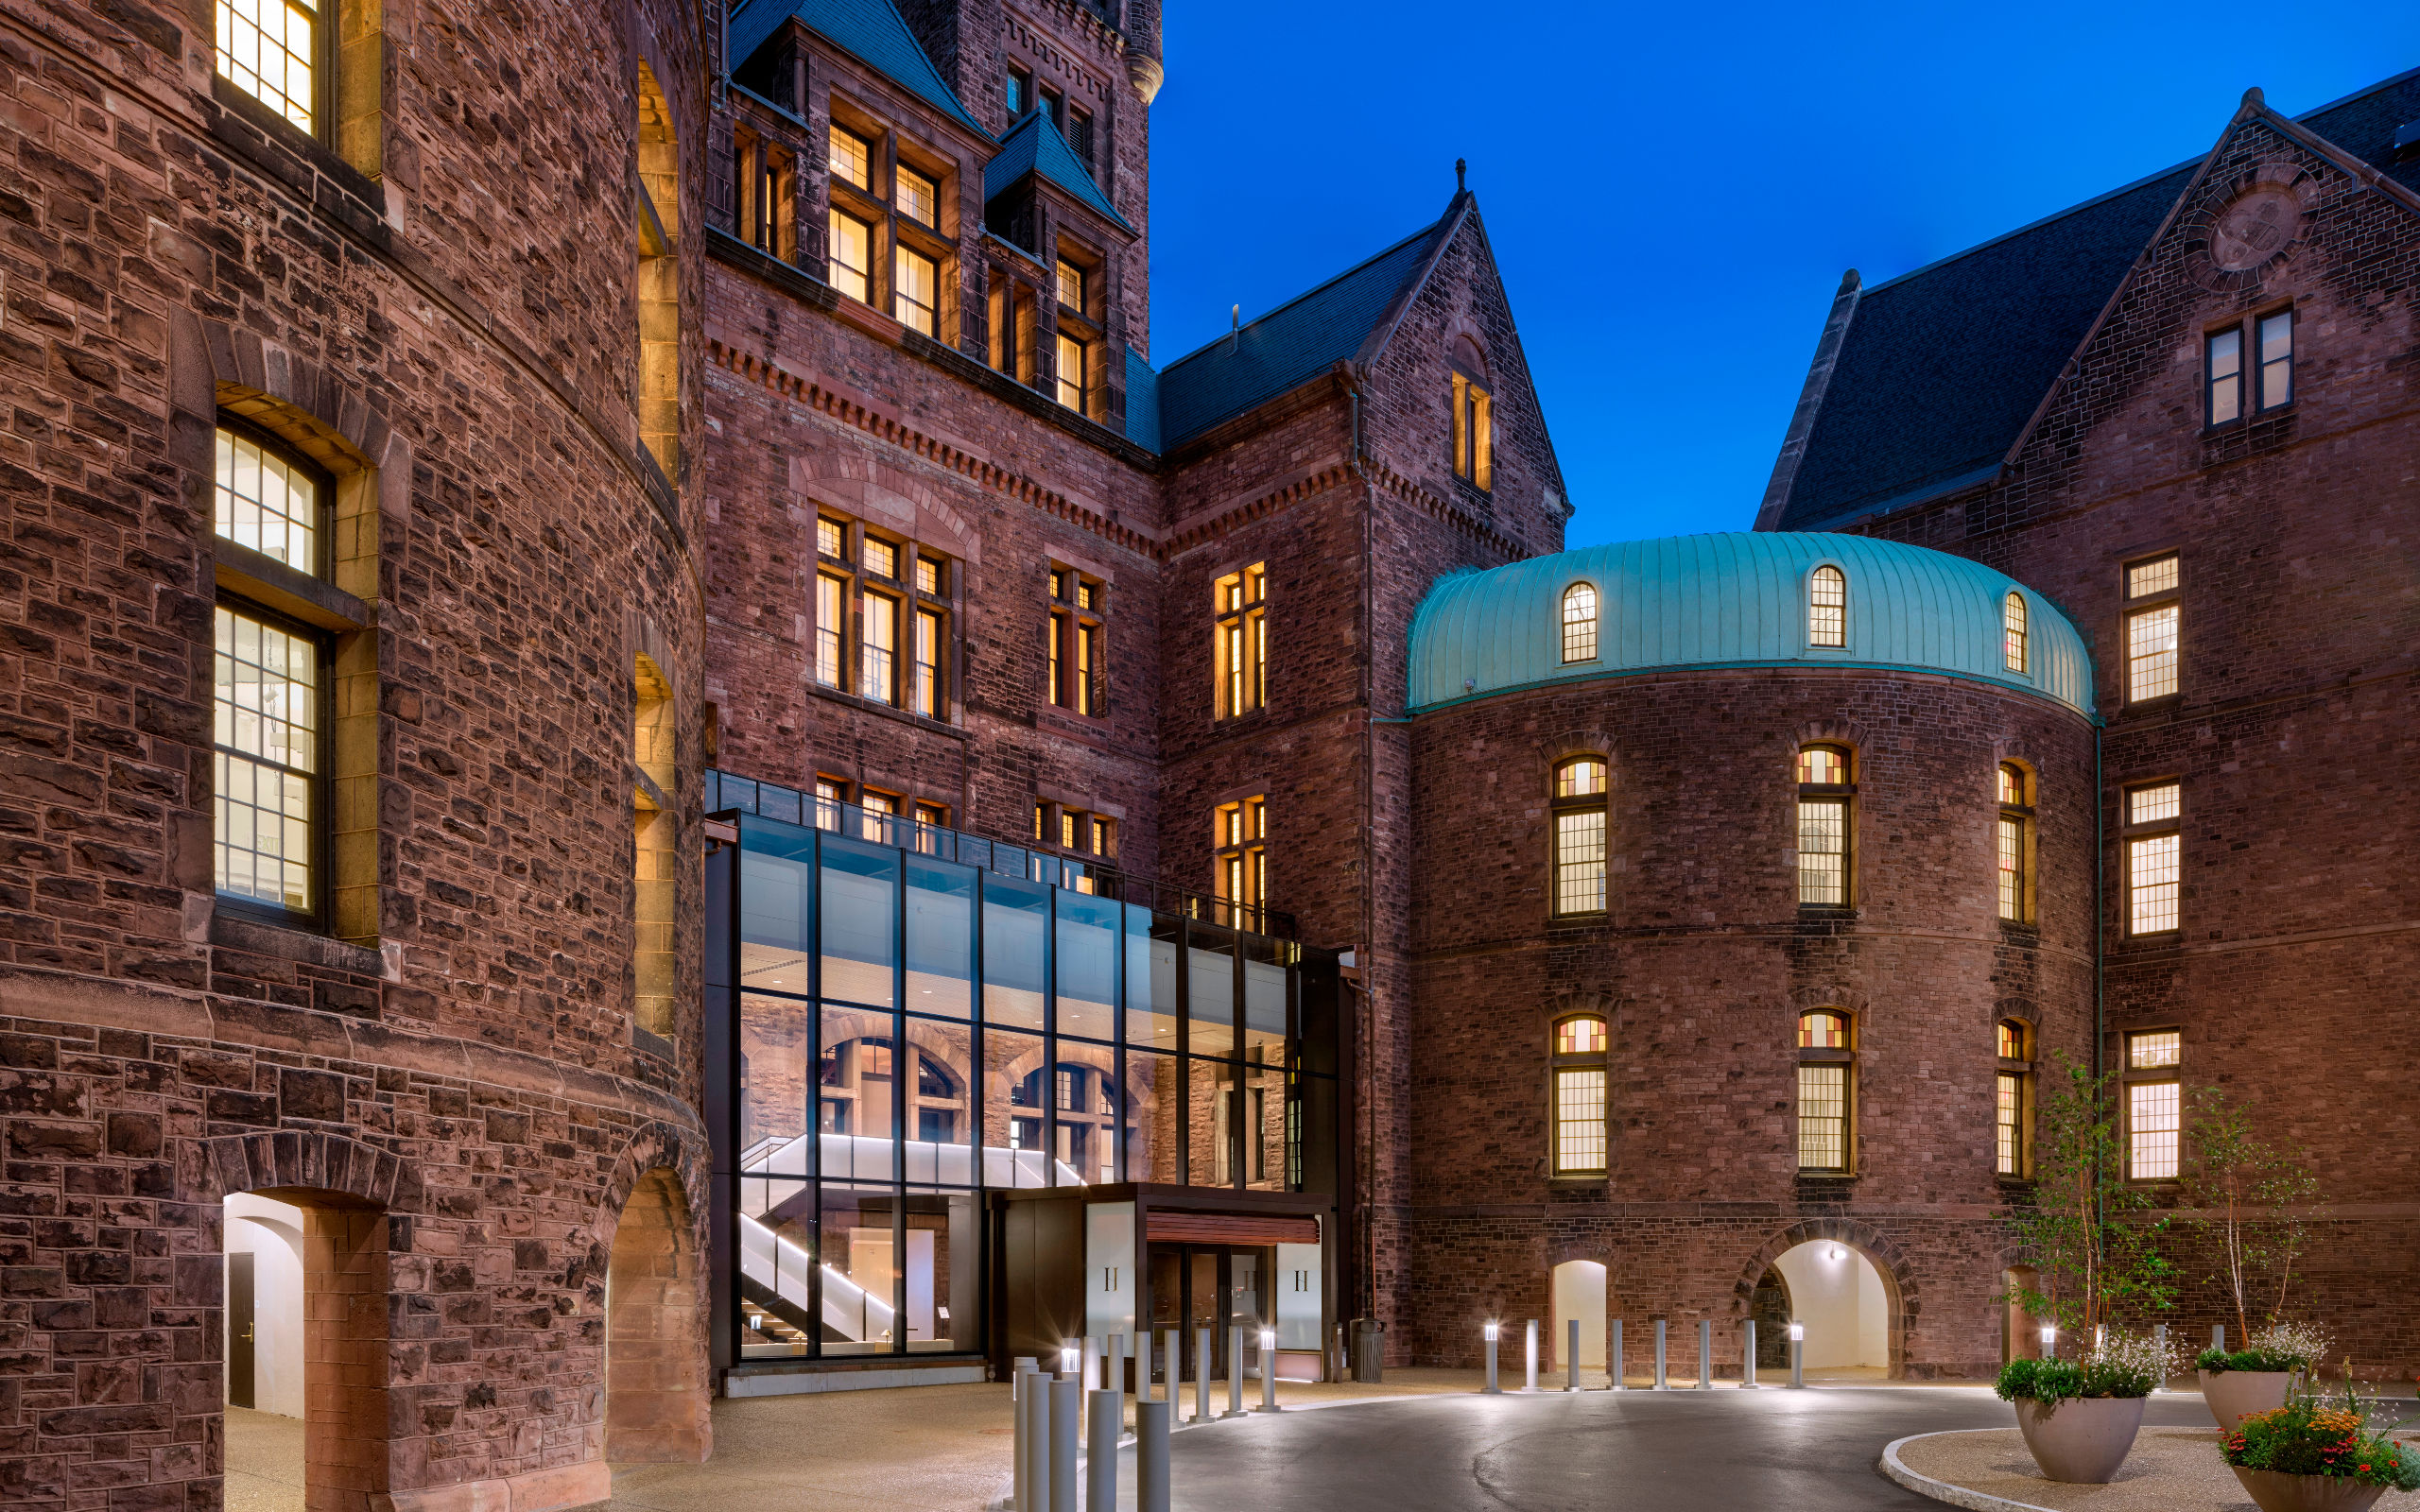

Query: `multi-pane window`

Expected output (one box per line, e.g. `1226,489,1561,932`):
1796,745,1852,907
1068,106,1095,166
1055,332,1086,412
2207,310,2295,424
213,426,327,919
829,128,871,190
1807,565,1846,647
813,777,846,832
735,130,796,260
813,513,952,714
2123,553,2180,702
827,210,872,302
859,588,899,705
815,572,846,687
1005,66,1028,116
1550,757,1609,917
1996,1020,2031,1177
1056,259,1085,312
1796,1010,1852,1173
2256,309,2293,411
1551,1016,1610,1177
894,247,939,336
1046,569,1106,716
2124,782,2182,936
1213,564,1269,719
897,166,937,228
1996,763,2031,924
217,0,319,131
1034,799,1117,862
2002,592,2029,674
1561,583,1599,663
2206,326,2243,426
2126,1030,2182,1179
1214,797,1269,925
912,606,944,717
1450,371,1493,489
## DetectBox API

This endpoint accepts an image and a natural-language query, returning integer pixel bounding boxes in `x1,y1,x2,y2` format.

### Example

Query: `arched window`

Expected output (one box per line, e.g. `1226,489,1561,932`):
2002,592,2029,674
1551,1015,1609,1177
1807,565,1846,647
1561,583,1599,663
1996,1021,2033,1177
1450,336,1493,490
1796,1010,1853,1172
821,1036,969,1145
1795,746,1853,907
1013,1060,1117,1183
1551,757,1609,917
636,64,681,475
1996,763,2032,923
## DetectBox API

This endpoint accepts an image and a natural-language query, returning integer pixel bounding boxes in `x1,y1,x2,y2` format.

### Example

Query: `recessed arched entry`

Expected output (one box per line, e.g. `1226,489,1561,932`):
1734,1221,1914,1379
605,1167,710,1462
1550,1260,1606,1370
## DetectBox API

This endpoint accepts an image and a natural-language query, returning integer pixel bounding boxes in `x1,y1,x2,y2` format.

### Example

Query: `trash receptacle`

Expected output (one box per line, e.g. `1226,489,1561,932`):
1352,1318,1385,1383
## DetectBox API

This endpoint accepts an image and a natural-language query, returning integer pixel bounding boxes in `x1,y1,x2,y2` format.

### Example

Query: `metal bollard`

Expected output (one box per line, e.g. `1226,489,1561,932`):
1013,1355,1039,1398
1789,1322,1805,1388
2153,1324,2169,1392
1225,1325,1246,1418
1086,1388,1118,1512
1135,1398,1171,1512
1566,1318,1581,1391
1020,1367,1050,1512
1609,1319,1624,1391
1049,1378,1080,1512
1654,1319,1668,1390
1525,1319,1539,1391
1483,1321,1501,1393
1258,1327,1280,1413
1083,1336,1101,1391
1162,1328,1179,1403
1195,1327,1212,1422
2212,1323,2226,1351
1011,1367,1031,1512
1698,1319,1712,1389
1110,1334,1129,1433
1742,1321,1758,1388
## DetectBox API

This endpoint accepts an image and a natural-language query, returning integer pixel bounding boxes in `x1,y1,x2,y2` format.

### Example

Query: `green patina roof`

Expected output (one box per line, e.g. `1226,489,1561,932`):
1408,533,2095,715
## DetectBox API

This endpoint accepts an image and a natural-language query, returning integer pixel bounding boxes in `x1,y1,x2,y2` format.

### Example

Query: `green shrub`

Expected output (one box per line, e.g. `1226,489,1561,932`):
1996,1332,2173,1404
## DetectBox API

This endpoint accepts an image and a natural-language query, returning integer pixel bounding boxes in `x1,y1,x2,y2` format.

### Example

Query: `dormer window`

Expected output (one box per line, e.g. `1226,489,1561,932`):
829,127,871,191
1808,565,1846,647
897,165,938,228
1056,258,1085,313
1449,335,1492,490
1561,584,1598,663
827,210,871,302
2002,591,2029,673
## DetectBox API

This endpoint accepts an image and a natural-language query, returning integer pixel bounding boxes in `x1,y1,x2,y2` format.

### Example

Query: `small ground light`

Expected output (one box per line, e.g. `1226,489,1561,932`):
1485,1321,1499,1342
2040,1325,2057,1354
1787,1323,1804,1342
1260,1328,1275,1353
1062,1344,1080,1375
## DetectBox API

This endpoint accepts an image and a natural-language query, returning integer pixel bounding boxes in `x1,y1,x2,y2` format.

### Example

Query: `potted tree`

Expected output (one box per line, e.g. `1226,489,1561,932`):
2185,1088,2322,1430
2221,1370,2420,1512
1996,1056,2176,1482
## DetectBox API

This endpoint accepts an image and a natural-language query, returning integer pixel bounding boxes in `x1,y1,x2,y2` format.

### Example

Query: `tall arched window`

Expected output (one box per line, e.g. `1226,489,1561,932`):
1551,757,1609,917
1551,1015,1609,1177
1996,1020,2033,1177
1014,1061,1117,1183
1796,1009,1853,1172
1996,763,2032,923
1795,745,1853,907
1561,583,1599,663
1450,335,1493,490
1807,564,1846,647
2002,592,2030,674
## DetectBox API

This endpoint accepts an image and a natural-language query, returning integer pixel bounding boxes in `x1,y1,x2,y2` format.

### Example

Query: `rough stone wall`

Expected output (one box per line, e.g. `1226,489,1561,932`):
1396,670,2096,1375
1844,108,2420,1371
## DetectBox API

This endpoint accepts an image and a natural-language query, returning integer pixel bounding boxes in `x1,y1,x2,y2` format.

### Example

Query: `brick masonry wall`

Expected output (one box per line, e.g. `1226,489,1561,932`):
1395,669,2096,1376
1836,107,2420,1372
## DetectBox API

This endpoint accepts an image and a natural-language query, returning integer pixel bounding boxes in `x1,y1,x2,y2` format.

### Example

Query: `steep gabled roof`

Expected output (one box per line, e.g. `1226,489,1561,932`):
1121,348,1161,452
984,111,1132,232
1153,215,1447,449
1763,66,2420,533
730,0,989,139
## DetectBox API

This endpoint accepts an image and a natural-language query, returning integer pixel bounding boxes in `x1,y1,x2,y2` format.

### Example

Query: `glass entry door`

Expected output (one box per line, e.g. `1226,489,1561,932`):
1152,1246,1272,1383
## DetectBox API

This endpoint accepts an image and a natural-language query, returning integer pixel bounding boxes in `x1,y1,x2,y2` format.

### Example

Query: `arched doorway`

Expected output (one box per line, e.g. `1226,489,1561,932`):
1763,1240,1890,1377
605,1167,709,1462
224,1194,307,1512
1551,1261,1606,1372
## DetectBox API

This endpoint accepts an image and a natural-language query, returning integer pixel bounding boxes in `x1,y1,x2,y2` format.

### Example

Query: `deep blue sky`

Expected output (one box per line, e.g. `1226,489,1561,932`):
1145,5,2420,547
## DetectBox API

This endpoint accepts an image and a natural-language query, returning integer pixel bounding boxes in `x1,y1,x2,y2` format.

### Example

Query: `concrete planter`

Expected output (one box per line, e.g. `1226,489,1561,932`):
2013,1394,2146,1483
2202,1368,2297,1431
2231,1466,2389,1512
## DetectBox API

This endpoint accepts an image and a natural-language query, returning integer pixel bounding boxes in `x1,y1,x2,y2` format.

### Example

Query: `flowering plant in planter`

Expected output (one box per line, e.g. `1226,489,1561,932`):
1996,1331,2179,1405
1996,1332,2182,1484
2199,1321,2333,1375
2221,1382,2420,1492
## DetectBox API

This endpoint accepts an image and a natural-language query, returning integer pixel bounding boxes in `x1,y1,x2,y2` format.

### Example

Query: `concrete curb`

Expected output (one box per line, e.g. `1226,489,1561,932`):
1878,1431,2059,1512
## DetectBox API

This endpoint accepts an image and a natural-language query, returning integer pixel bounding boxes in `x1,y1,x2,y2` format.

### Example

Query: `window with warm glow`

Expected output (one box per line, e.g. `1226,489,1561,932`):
827,209,872,302
2128,1077,2180,1179
814,777,846,832
809,512,951,713
1450,373,1493,490
2128,1029,2180,1070
1056,259,1085,311
1214,797,1269,925
859,591,899,705
217,427,319,569
894,247,938,336
897,165,937,227
1551,757,1609,917
2003,592,2029,674
1807,565,1846,647
829,128,871,190
1055,333,1086,412
2125,782,2181,935
1214,564,1269,719
1562,583,1599,663
1796,746,1852,907
1996,763,2031,924
1551,1015,1610,1177
1798,1010,1847,1049
217,0,319,131
2123,554,2180,702
1796,1009,1852,1172
1046,567,1107,716
1996,1020,2031,1177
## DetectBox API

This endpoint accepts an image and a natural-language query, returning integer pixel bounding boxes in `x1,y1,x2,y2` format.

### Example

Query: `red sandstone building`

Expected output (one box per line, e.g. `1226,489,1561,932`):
0,0,2415,1496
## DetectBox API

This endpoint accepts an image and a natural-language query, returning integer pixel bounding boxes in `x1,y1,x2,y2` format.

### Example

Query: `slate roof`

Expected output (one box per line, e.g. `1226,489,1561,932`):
984,111,1132,232
1153,216,1446,450
1121,348,1161,453
729,0,988,138
1769,67,2420,533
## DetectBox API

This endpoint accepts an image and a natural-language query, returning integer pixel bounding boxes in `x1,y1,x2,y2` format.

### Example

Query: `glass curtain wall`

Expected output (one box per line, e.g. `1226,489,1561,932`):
716,772,1337,1363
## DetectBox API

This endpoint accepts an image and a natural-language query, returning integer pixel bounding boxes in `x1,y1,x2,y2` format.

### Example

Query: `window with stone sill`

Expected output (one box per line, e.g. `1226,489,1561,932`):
1996,762,2032,925
1213,564,1268,720
1550,1014,1609,1177
2125,1029,2182,1180
2123,554,2180,703
1550,757,1608,918
1796,1009,1853,1173
1795,745,1853,908
2205,307,2293,427
827,209,873,303
2123,781,2181,936
1449,335,1493,490
1996,1019,2032,1177
1213,797,1268,929
735,129,796,261
1046,568,1107,716
811,511,954,718
218,0,320,131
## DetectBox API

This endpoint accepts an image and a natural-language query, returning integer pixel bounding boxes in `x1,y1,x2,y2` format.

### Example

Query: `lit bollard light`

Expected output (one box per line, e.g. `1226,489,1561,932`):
1653,1319,1668,1390
1062,1339,1080,1379
1742,1321,1758,1388
1257,1327,1281,1412
1049,1378,1080,1512
1609,1319,1624,1391
1135,1397,1171,1512
2212,1323,2226,1352
1195,1327,1212,1423
1698,1319,1713,1389
1086,1387,1118,1512
1566,1318,1581,1392
1482,1320,1501,1393
1225,1326,1246,1419
1789,1321,1806,1388
2042,1324,2058,1362
1525,1319,1539,1392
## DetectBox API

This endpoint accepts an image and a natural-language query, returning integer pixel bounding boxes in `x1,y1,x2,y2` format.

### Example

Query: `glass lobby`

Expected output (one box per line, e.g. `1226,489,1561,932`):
709,772,1340,1364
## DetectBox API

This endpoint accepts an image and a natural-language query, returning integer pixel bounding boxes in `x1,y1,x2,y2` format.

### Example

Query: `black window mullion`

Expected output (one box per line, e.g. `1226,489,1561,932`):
1175,914,1189,1186
806,822,824,1358
1043,882,1059,1185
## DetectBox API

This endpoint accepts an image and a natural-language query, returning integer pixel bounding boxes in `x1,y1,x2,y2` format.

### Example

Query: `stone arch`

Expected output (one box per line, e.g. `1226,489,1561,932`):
1993,995,2040,1033
1789,716,1873,759
1784,982,1871,1032
603,1165,711,1463
794,463,985,566
1731,1220,1919,1378
1532,729,1614,778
